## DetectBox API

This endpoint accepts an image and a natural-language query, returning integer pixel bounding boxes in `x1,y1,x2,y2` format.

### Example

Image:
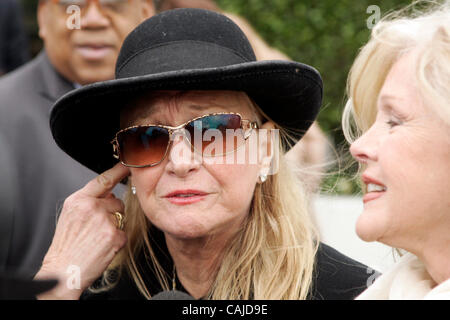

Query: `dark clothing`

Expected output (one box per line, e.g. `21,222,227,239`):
0,51,97,276
308,243,374,300
82,233,374,300
0,132,17,271
0,0,30,75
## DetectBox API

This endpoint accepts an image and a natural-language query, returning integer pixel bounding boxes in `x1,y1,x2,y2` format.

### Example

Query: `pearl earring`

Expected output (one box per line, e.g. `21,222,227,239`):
131,186,136,195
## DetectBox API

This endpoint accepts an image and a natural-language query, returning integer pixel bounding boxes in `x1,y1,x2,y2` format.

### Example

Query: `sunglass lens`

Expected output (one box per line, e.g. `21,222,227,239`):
117,126,169,166
185,114,244,156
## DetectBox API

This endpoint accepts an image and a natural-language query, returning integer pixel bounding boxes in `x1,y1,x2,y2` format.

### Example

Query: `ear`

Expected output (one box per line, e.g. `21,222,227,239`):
257,121,278,178
141,0,156,19
37,1,49,40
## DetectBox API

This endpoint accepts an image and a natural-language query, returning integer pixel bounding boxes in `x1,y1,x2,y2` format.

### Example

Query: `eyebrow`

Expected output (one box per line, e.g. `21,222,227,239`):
378,94,409,118
188,104,217,111
379,94,402,103
137,106,221,127
378,94,401,110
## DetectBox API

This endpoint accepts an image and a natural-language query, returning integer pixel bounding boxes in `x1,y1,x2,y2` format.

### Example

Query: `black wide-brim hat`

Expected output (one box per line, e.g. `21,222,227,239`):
50,8,323,175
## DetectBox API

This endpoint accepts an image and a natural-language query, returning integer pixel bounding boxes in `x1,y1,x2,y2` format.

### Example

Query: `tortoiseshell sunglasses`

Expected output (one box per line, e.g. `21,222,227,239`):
111,112,258,168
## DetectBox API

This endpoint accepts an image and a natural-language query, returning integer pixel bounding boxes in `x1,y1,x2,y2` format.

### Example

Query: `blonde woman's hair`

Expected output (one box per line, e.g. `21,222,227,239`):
92,98,319,300
342,0,450,143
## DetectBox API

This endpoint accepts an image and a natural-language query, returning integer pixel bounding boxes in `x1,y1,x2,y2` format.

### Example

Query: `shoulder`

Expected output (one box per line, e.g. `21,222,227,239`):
0,56,41,99
0,54,49,127
309,242,378,300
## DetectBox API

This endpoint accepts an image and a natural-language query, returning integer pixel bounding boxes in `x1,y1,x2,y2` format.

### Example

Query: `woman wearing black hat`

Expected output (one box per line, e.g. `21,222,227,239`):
35,8,372,300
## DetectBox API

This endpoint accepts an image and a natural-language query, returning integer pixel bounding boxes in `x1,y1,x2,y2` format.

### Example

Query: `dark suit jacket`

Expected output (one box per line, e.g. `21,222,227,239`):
0,51,97,276
0,0,30,75
0,131,17,272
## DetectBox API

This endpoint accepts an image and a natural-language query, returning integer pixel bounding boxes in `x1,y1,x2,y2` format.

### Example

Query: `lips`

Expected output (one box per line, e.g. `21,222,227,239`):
164,190,209,205
362,174,387,204
75,44,115,60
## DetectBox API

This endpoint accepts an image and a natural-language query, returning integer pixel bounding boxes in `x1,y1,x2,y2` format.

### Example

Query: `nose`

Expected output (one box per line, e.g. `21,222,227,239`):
80,3,110,29
166,132,202,177
349,125,378,164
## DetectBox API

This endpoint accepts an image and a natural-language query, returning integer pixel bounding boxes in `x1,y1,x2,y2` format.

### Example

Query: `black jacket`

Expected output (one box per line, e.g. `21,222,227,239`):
308,242,373,299
82,238,375,300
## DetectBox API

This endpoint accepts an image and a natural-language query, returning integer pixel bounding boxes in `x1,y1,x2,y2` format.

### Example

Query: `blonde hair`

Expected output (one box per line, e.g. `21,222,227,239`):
93,99,319,300
342,0,450,143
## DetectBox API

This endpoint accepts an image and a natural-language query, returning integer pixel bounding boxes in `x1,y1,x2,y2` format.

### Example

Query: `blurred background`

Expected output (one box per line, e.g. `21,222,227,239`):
12,0,412,271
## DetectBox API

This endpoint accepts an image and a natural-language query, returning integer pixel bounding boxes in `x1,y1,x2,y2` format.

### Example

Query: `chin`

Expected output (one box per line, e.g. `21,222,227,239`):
167,227,210,240
355,212,383,242
160,218,212,240
75,68,115,85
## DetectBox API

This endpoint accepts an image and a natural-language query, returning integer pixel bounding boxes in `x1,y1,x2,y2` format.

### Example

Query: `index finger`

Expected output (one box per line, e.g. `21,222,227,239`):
81,163,130,198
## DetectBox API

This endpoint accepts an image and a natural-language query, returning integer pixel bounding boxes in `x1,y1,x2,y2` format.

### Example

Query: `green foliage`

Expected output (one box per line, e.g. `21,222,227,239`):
215,0,411,194
215,0,410,146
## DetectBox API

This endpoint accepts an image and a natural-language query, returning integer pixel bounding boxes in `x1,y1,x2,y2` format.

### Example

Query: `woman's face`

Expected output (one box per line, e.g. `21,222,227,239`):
350,51,450,249
122,90,272,240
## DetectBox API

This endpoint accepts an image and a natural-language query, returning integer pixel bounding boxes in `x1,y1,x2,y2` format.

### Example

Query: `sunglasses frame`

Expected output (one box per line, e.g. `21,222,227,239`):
52,0,130,5
51,0,132,14
111,112,259,168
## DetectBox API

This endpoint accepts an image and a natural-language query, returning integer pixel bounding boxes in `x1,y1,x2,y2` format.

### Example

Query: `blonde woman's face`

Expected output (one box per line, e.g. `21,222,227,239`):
124,91,273,240
350,51,450,249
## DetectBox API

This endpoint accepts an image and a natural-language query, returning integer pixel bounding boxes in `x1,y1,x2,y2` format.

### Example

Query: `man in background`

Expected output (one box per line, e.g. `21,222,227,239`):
0,0,30,75
0,0,154,277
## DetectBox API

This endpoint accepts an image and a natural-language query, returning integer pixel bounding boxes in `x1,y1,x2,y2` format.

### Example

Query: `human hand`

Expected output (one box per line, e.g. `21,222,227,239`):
34,163,130,300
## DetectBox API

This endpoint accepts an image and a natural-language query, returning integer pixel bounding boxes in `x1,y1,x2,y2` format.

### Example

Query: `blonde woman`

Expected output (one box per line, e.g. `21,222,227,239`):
35,8,370,300
343,1,450,299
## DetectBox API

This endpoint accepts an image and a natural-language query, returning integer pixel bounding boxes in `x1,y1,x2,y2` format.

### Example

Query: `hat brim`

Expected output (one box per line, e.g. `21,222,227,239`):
50,60,322,175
